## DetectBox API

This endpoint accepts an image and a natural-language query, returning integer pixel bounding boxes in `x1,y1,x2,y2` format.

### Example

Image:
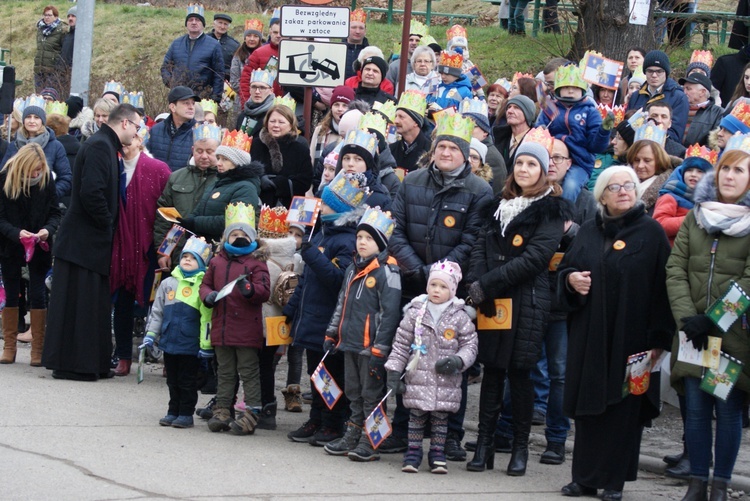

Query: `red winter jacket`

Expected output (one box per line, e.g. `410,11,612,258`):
652,194,689,247
239,42,281,106
344,72,395,95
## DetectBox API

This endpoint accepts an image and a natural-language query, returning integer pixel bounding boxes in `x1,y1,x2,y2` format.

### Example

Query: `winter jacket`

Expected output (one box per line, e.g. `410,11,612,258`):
682,100,724,147
427,75,473,110
653,195,689,246
146,116,197,172
385,295,478,413
240,42,282,103
200,244,271,349
354,84,397,108
251,130,313,208
345,74,395,96
325,250,402,357
667,175,750,394
189,161,263,243
482,135,507,195
1,128,72,201
161,33,224,101
255,236,297,326
207,30,239,77
35,21,66,73
711,49,750,107
283,208,362,351
389,132,431,173
536,97,610,176
389,164,493,301
467,194,571,370
403,71,439,94
146,266,213,355
627,78,690,143
344,37,369,80
58,26,74,70
492,124,532,173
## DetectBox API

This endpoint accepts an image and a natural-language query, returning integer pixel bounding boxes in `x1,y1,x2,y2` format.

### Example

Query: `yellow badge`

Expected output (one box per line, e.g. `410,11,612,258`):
548,252,564,272
443,328,456,340
211,192,221,199
444,215,456,228
512,235,524,247
594,159,602,169
167,290,175,301
181,286,192,297
613,240,626,250
365,277,376,288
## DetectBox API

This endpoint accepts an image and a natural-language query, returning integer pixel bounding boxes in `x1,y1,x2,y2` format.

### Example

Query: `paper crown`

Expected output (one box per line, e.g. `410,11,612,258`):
686,144,719,165
397,90,427,117
359,206,395,240
199,99,218,116
251,69,275,88
439,50,463,70
137,119,149,142
245,18,263,33
121,91,144,109
524,127,555,154
323,142,343,166
555,64,587,91
628,109,648,129
13,97,24,114
221,129,252,152
258,205,290,237
494,78,512,92
372,100,397,123
350,8,367,23
409,19,428,38
193,122,222,143
358,111,387,138
187,3,204,18
45,101,68,116
460,97,489,119
270,7,281,22
225,201,255,231
103,80,125,96
725,133,750,154
182,235,212,265
274,94,297,113
512,72,534,85
435,113,473,143
429,260,462,286
419,35,438,47
446,24,467,41
730,101,750,128
596,103,626,126
634,122,667,146
327,171,369,209
23,95,46,113
689,49,713,69
344,128,379,157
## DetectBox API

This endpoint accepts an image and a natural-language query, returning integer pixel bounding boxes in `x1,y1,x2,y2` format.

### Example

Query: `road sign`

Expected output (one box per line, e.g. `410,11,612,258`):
277,40,347,88
280,5,350,38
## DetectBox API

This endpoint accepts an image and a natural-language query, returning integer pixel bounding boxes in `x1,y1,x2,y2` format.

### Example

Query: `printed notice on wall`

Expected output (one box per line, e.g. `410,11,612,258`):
629,0,650,25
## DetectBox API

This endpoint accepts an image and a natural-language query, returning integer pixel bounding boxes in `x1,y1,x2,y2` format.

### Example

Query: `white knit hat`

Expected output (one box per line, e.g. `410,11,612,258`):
216,145,251,167
470,138,488,164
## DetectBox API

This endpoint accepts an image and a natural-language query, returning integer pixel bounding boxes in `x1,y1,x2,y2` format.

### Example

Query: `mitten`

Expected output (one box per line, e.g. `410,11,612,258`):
141,334,155,348
368,353,387,380
238,277,254,298
435,355,463,375
199,348,215,359
204,291,219,308
681,315,715,350
387,371,406,395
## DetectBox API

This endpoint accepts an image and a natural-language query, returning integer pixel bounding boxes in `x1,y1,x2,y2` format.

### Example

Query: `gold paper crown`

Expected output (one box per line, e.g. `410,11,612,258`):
193,122,222,143
435,113,473,144
689,50,713,69
446,24,467,41
372,100,397,123
524,127,554,154
358,111,387,138
245,18,264,33
634,123,667,146
103,80,125,96
359,206,395,241
686,144,718,164
274,94,297,114
512,72,534,85
225,202,255,232
439,50,463,70
555,64,587,91
612,105,626,126
182,236,212,265
199,99,218,116
350,8,367,23
258,205,290,237
344,129,379,157
725,133,750,154
327,171,369,209
460,97,489,118
397,90,427,117
45,101,68,116
23,95,46,112
221,130,252,152
628,109,648,129
187,3,205,18
409,20,428,38
251,69,275,88
121,91,144,109
730,101,750,128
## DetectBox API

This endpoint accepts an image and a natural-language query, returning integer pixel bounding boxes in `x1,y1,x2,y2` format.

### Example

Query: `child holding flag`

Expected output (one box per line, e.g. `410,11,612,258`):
322,206,402,461
385,260,477,474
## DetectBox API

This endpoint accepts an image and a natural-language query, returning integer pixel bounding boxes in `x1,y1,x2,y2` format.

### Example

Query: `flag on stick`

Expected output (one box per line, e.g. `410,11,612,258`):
365,400,392,449
310,360,343,410
707,281,750,333
580,51,624,90
287,197,322,227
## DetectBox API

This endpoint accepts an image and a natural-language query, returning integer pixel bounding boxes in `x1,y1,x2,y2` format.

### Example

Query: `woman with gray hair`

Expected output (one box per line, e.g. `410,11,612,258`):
403,45,438,94
555,165,674,500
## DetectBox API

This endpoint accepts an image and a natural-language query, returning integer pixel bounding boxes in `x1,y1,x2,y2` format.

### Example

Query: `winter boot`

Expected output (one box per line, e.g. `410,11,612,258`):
681,477,708,501
709,478,729,501
230,408,259,435
29,309,46,367
196,397,216,420
171,415,194,428
467,435,496,472
256,401,277,430
281,384,303,412
428,448,447,474
208,407,233,432
0,307,19,364
114,359,132,376
324,422,362,456
348,436,380,462
402,446,424,473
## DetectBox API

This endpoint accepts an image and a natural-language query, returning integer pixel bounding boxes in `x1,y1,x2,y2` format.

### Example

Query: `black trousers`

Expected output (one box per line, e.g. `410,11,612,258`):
306,348,349,430
164,353,200,417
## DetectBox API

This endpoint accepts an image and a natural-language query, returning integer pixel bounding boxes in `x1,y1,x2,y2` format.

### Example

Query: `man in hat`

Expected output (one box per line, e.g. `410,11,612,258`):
390,92,431,173
386,21,427,87
355,56,396,107
345,9,369,80
207,13,239,79
161,5,225,103
147,86,198,171
58,6,76,73
679,72,723,148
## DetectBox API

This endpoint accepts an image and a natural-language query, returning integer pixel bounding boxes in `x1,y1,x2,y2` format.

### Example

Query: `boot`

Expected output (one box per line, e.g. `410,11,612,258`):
467,368,503,472
664,442,687,466
324,422,362,456
665,447,690,480
681,477,708,501
230,409,259,435
281,384,303,412
540,441,566,465
114,359,132,376
0,307,19,364
709,478,729,501
208,407,232,432
29,309,46,367
466,435,495,472
256,401,277,430
506,371,533,476
507,446,528,476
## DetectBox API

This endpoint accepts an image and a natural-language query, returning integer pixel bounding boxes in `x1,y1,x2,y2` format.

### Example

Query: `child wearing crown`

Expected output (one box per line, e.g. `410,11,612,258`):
428,51,473,110
386,260,477,474
322,207,402,462
142,237,214,429
199,202,271,436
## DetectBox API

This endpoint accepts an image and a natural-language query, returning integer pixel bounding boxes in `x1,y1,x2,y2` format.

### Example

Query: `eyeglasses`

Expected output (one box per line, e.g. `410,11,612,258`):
125,119,141,133
250,85,270,92
645,68,665,75
550,155,569,164
605,182,637,193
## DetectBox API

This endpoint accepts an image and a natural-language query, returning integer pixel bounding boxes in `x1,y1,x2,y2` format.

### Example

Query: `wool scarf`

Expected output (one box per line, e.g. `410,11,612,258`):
493,187,552,236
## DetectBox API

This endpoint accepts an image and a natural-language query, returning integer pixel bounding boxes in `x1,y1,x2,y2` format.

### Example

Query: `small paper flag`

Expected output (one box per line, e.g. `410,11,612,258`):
580,52,624,91
149,271,163,303
707,281,750,333
700,352,743,401
365,402,392,449
266,316,293,346
311,361,343,410
157,225,186,257
463,65,487,92
287,197,322,228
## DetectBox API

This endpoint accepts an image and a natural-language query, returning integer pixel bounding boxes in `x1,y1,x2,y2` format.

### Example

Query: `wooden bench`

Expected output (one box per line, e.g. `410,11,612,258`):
363,5,478,25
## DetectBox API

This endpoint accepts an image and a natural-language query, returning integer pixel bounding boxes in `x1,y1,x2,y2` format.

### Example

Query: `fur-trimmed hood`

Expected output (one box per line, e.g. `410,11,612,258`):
259,129,299,173
405,294,477,320
253,235,297,263
694,170,750,207
708,127,722,152
480,191,575,229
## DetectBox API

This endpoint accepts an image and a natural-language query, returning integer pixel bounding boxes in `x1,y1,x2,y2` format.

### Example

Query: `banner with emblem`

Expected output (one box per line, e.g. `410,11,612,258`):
580,51,624,91
287,196,322,227
266,316,293,346
706,281,750,333
157,225,186,257
311,358,343,410
476,298,512,330
700,352,744,401
365,402,392,449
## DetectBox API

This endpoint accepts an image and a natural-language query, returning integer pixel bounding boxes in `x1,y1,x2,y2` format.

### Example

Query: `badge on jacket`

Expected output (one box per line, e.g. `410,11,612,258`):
512,235,524,247
613,240,626,250
443,328,455,340
444,215,456,228
365,277,376,288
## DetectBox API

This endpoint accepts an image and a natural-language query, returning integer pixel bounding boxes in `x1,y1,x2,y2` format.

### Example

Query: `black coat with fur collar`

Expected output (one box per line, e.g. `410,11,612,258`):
251,130,313,208
467,193,572,369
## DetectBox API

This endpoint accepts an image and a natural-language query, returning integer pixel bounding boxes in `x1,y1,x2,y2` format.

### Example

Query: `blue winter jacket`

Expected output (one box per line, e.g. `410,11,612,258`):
146,116,197,172
536,98,610,176
627,77,690,143
428,74,473,110
161,33,225,101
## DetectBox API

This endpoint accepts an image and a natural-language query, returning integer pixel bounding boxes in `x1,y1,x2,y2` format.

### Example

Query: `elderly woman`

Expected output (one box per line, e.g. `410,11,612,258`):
626,138,674,214
403,46,438,94
667,148,750,501
34,5,66,92
557,165,674,500
487,83,510,127
82,98,118,141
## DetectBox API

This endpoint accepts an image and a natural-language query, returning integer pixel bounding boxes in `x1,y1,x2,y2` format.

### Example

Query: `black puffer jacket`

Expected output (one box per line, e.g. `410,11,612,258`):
467,193,572,370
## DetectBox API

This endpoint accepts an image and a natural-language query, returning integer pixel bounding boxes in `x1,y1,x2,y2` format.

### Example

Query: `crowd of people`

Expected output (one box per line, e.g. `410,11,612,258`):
2,3,750,501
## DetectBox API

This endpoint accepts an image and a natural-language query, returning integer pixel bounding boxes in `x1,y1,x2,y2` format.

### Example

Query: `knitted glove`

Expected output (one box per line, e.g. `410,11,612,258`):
601,111,615,131
198,348,215,359
387,371,406,395
323,338,337,354
203,291,219,308
368,353,387,380
141,334,155,348
468,281,486,305
238,277,254,298
177,217,195,232
435,355,463,375
681,315,716,350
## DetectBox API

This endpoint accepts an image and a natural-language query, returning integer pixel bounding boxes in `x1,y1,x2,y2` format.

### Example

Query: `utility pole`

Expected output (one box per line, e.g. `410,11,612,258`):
70,0,94,106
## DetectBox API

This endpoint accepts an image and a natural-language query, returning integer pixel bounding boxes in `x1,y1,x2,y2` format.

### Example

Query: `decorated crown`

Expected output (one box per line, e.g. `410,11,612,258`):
121,91,144,109
13,97,25,114
628,109,648,129
409,19,428,38
435,113,473,143
327,171,369,209
45,101,68,116
419,35,438,47
23,95,46,112
251,69,275,88
439,50,463,70
350,8,367,23
429,260,462,287
397,90,427,117
225,201,255,231
494,78,512,92
725,133,750,154
323,143,342,166
524,127,555,154
730,101,750,128
182,235,212,265
259,205,290,237
221,129,252,152
137,119,149,142
686,143,719,164
344,128,379,157
199,99,218,116
555,64,587,91
359,206,395,240
446,24,467,41
187,3,205,18
372,100,397,123
358,111,387,138
689,49,713,69
274,94,297,113
596,103,626,125
630,66,646,82
460,97,489,119
634,122,667,146
245,18,264,33
193,122,222,143
103,80,125,96
512,72,534,85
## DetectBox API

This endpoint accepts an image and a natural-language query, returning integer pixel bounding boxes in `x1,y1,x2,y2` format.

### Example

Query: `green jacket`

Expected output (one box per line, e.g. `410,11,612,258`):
35,22,67,73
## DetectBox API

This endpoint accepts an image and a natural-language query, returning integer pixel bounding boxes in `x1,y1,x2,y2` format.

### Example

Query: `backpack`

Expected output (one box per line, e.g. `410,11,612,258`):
268,260,299,308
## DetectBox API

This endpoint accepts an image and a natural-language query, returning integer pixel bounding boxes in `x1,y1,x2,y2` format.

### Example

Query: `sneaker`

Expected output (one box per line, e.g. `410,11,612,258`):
532,409,546,426
172,415,194,428
378,434,408,453
208,407,232,432
348,439,380,462
310,426,343,447
428,449,447,474
196,397,216,420
159,414,178,427
230,409,259,435
324,423,362,456
445,434,466,462
287,420,319,442
401,446,423,473
301,391,313,404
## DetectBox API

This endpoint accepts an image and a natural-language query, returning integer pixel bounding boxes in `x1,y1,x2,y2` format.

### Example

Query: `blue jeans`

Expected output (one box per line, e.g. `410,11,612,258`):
543,320,570,444
684,376,744,480
531,346,550,414
508,0,530,32
561,165,590,204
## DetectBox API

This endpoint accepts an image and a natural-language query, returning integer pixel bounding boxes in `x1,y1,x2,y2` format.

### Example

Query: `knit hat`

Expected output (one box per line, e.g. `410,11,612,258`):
22,105,47,125
321,171,369,214
338,109,364,136
515,139,550,174
330,86,355,107
67,6,77,16
428,260,462,299
223,202,257,243
65,95,83,119
506,95,536,127
362,56,388,80
642,50,671,76
216,145,252,167
356,207,394,252
40,87,59,102
470,138,488,164
185,3,206,26
615,120,636,147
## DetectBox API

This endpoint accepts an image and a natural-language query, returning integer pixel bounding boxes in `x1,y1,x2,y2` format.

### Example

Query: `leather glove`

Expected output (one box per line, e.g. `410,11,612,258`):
601,111,615,131
435,355,463,375
387,371,406,395
177,217,196,232
368,354,387,380
323,338,337,353
468,281,486,306
238,277,254,298
681,314,715,350
261,175,277,192
199,348,215,359
203,291,219,308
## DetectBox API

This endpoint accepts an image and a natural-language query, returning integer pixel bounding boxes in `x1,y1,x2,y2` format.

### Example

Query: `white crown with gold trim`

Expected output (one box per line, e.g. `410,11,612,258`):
358,206,395,241
187,3,205,18
725,133,750,154
274,94,296,114
634,122,667,146
46,101,68,116
121,91,144,109
13,97,25,115
182,235,212,265
251,69,275,88
344,129,379,157
193,122,222,143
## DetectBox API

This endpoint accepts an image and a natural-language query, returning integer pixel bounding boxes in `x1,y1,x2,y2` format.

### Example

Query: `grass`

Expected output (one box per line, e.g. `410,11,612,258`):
0,0,741,116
